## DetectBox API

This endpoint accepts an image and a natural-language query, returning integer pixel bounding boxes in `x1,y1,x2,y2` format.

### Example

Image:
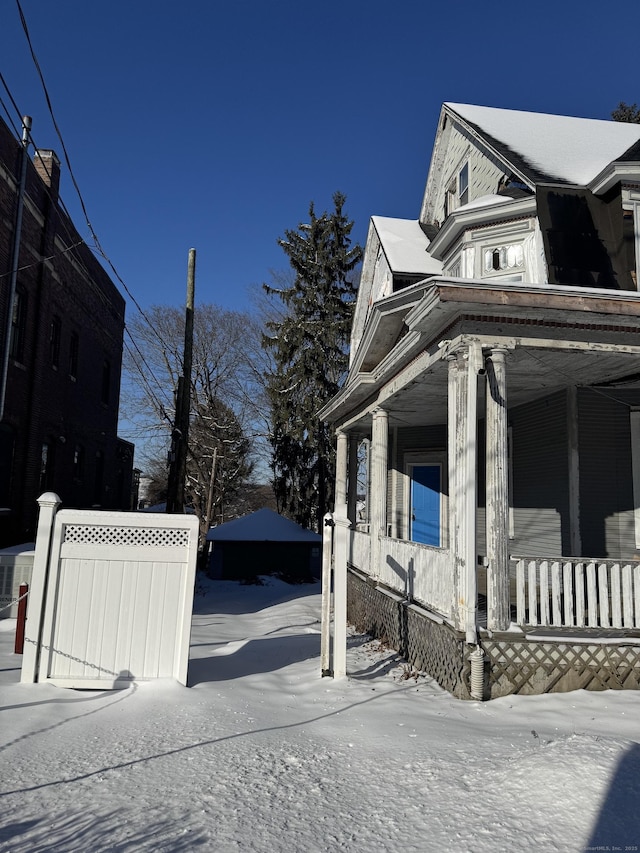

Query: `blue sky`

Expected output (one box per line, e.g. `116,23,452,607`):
2,0,640,319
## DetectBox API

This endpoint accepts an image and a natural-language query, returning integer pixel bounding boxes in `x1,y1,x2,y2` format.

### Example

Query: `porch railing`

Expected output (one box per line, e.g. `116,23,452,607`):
349,529,453,620
350,529,371,576
512,556,640,630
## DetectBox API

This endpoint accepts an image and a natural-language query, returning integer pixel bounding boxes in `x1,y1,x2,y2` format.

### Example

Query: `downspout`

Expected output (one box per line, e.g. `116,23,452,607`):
0,115,32,422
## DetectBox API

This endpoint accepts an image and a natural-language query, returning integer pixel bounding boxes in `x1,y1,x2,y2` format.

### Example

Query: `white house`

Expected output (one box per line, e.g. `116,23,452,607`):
321,103,640,698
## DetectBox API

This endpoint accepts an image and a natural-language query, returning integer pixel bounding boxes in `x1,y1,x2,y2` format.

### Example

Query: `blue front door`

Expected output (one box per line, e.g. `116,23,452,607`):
411,464,441,546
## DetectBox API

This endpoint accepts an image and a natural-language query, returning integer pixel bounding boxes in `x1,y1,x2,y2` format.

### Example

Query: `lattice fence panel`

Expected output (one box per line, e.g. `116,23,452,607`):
63,525,191,548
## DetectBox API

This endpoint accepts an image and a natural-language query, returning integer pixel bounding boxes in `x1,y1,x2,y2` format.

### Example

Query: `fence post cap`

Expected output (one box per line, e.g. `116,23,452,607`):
37,492,61,508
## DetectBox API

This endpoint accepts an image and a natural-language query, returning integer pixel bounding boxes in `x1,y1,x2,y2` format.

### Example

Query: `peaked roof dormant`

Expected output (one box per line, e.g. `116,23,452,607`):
371,216,442,275
447,103,640,186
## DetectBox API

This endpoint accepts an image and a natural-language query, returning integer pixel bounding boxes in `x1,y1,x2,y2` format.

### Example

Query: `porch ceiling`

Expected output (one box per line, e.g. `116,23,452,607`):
355,343,640,431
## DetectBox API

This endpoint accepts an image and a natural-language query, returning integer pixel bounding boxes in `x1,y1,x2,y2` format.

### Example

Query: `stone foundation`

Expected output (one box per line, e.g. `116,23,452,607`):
347,567,640,699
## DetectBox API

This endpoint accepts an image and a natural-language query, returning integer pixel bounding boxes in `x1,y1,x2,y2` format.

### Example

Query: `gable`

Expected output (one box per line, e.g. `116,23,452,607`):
350,217,442,366
421,103,640,230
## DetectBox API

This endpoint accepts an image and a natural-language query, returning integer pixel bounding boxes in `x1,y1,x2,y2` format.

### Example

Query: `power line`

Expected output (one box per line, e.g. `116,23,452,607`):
7,0,179,421
14,0,173,356
123,332,174,421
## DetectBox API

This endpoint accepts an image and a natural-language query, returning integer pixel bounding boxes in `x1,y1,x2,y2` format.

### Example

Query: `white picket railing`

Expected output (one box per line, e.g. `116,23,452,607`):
512,556,640,630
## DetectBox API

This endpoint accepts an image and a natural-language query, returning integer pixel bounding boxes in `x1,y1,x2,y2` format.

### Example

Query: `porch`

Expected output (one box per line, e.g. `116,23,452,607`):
344,530,640,697
321,281,640,696
349,528,640,635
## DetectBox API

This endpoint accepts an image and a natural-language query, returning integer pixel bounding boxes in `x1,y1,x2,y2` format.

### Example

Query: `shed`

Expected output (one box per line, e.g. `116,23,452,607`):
206,508,322,582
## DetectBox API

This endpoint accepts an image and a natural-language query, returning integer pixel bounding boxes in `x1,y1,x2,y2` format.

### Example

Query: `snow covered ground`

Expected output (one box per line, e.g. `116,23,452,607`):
1,576,640,852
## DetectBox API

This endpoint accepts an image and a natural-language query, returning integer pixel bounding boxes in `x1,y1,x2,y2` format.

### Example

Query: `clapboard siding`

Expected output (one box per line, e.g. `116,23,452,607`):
435,125,507,225
509,391,568,555
578,388,640,558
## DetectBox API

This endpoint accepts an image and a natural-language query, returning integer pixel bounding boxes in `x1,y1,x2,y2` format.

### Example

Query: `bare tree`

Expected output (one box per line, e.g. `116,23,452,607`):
122,304,271,543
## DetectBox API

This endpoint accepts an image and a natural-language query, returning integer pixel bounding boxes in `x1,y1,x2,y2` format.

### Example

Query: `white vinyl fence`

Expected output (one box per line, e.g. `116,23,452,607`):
22,494,199,688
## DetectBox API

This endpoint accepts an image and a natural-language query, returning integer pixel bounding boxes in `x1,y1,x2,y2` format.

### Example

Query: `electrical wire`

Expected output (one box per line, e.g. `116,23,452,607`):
123,330,174,418
4,1,177,420
14,0,173,354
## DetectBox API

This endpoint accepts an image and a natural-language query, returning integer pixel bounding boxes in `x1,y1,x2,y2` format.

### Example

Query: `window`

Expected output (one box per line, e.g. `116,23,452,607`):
9,288,27,363
68,331,79,380
93,450,104,504
444,163,469,217
448,260,462,278
49,315,61,368
73,444,85,483
483,244,524,275
459,163,469,206
39,440,55,492
624,205,639,290
101,359,111,405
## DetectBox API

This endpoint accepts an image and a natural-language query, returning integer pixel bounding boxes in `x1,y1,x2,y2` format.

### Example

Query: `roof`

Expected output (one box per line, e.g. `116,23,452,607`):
206,508,322,543
371,216,442,275
446,103,640,186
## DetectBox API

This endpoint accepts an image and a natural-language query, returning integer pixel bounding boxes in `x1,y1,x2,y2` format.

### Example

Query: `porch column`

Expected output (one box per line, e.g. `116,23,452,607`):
485,347,510,631
335,430,348,508
447,353,460,626
347,434,359,525
449,344,480,642
370,407,389,574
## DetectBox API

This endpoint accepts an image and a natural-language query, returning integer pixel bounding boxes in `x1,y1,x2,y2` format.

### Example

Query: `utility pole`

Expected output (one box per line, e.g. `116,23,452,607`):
166,248,196,513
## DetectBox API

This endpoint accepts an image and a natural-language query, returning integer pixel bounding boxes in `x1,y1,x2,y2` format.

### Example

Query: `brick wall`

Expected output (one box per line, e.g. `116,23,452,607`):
0,115,130,544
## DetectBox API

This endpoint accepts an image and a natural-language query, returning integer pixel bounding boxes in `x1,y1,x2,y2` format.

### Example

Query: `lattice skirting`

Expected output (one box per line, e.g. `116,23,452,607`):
347,568,640,700
483,638,640,698
347,568,471,699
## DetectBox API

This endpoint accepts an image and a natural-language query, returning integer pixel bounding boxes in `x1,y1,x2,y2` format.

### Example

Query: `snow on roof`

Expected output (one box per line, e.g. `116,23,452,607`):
371,216,442,275
447,103,640,186
206,508,321,543
456,193,513,211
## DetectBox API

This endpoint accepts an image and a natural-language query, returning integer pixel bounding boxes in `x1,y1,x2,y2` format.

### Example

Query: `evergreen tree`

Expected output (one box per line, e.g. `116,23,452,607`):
263,192,362,531
612,102,640,123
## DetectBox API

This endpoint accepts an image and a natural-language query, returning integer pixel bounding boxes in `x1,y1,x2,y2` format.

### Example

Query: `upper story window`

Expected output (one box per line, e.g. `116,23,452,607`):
444,163,469,218
68,331,79,380
49,315,61,369
9,287,27,363
459,163,469,206
483,244,524,275
73,443,85,483
101,358,111,405
624,204,639,290
40,440,55,492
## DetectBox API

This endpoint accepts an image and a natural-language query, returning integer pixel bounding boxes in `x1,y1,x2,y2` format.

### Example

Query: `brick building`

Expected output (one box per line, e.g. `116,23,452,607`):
0,114,133,546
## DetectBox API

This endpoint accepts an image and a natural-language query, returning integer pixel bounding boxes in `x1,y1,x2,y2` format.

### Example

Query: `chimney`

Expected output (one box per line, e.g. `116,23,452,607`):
33,149,61,200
